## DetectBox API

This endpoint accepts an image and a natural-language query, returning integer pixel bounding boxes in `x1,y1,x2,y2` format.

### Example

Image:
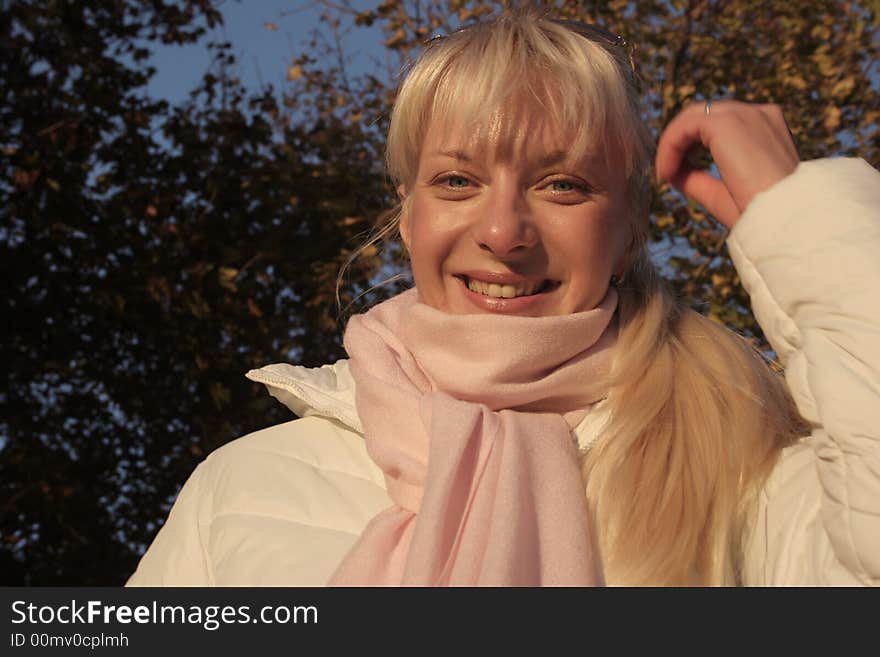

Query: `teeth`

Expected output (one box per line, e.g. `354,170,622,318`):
466,278,544,298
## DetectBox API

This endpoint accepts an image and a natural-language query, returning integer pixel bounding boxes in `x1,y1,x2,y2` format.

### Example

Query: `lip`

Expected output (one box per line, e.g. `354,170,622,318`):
455,270,546,286
453,273,559,314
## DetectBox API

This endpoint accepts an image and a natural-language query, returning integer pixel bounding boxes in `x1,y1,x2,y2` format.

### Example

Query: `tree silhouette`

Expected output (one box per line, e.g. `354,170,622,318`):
2,0,391,584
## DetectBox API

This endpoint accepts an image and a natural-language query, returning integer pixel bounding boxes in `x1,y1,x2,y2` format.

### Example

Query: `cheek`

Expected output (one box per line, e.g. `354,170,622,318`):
608,213,633,271
554,210,624,267
407,198,463,264
405,210,448,289
407,201,437,261
584,204,630,268
604,217,629,263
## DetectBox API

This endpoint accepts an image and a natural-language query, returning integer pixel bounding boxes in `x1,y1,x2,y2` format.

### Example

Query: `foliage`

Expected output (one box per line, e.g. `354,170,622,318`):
2,0,877,583
2,0,391,584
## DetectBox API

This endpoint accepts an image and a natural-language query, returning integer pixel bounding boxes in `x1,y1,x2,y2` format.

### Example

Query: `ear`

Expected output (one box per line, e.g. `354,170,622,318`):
397,184,411,250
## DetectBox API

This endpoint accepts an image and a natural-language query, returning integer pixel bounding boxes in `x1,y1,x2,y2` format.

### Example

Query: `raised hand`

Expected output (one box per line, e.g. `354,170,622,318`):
655,100,800,229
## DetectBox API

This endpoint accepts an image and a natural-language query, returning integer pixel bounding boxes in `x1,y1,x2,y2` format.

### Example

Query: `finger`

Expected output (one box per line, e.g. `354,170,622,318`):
655,101,715,184
669,166,740,229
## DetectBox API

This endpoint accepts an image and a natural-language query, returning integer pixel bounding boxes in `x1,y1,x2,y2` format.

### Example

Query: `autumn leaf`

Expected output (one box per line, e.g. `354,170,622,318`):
824,105,842,131
385,28,406,48
831,76,855,100
218,266,239,292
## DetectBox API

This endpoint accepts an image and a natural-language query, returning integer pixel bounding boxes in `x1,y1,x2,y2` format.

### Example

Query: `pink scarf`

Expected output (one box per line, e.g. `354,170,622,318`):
329,287,617,586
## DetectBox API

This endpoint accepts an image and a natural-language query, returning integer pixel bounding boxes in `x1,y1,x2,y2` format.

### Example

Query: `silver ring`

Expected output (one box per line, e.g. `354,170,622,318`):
704,99,712,116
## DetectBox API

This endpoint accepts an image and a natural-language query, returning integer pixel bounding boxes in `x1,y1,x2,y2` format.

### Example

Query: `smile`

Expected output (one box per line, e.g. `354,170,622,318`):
458,275,557,299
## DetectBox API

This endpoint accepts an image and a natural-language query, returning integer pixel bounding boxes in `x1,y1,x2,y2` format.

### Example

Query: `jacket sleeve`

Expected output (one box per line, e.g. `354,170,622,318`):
125,461,214,586
727,158,880,585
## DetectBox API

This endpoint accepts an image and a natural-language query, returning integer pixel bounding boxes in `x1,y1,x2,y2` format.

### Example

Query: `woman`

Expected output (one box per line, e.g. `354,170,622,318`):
127,10,879,586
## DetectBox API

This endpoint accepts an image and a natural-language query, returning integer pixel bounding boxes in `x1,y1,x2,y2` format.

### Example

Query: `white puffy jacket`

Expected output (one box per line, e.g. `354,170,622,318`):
127,158,880,586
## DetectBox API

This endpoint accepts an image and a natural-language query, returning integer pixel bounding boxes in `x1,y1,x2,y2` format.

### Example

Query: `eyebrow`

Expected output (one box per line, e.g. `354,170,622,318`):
434,149,474,162
533,150,570,168
431,148,573,168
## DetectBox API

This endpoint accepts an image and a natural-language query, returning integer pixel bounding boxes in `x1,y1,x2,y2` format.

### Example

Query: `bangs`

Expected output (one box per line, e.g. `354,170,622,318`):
387,16,650,189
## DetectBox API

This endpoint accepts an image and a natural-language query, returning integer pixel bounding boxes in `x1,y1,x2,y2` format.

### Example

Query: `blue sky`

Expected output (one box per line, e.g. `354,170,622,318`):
148,0,386,103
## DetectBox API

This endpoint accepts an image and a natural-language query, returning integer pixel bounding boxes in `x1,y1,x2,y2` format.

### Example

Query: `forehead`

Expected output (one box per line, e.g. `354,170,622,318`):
419,111,618,185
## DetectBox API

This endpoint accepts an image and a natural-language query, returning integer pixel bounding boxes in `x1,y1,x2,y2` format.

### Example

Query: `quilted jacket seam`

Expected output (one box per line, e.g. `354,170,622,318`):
234,449,384,489
840,449,872,583
727,232,802,359
207,510,364,538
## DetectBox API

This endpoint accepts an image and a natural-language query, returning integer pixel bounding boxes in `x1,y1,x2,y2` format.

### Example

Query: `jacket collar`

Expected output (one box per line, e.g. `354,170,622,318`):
246,361,362,433
246,360,609,453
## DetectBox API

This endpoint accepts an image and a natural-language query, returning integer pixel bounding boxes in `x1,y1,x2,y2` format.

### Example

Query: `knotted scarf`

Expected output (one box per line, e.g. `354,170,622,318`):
329,287,618,586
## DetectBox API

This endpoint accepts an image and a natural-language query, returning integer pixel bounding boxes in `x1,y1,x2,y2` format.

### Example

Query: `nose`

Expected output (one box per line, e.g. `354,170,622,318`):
472,183,538,257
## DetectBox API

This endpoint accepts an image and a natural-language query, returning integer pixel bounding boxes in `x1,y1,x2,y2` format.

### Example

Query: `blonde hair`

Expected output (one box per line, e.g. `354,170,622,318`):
387,11,652,217
371,8,803,584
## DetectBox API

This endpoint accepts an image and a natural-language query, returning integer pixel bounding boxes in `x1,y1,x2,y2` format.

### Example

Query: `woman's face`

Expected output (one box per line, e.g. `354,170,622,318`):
399,116,631,317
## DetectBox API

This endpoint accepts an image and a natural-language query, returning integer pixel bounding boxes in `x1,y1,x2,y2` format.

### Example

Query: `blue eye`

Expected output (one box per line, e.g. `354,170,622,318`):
446,175,470,189
550,180,576,192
